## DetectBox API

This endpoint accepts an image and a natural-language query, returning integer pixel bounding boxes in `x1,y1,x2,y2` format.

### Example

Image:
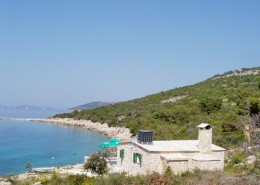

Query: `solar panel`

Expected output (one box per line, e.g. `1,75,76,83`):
137,130,153,144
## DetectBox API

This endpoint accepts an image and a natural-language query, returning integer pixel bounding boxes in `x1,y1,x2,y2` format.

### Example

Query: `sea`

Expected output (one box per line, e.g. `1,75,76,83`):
0,109,108,176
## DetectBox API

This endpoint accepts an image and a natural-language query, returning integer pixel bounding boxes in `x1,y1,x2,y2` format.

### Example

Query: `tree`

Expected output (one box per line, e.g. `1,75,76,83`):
84,153,107,175
25,162,32,172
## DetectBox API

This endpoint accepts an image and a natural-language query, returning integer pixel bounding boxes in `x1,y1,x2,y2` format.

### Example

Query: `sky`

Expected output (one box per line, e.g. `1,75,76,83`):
0,1,259,109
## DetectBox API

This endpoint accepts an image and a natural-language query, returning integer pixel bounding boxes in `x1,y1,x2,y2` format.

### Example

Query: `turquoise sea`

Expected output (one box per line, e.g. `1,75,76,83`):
0,109,107,176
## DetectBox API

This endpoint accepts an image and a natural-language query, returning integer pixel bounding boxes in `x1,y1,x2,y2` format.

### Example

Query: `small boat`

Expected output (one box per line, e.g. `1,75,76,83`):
32,167,54,173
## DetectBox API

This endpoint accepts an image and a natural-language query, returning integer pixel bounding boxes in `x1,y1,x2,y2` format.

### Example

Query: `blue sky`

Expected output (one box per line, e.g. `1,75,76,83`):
0,1,259,109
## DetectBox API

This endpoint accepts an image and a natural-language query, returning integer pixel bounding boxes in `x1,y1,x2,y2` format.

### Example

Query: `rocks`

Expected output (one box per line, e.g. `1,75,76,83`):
212,69,260,80
246,155,256,165
0,181,11,185
32,118,132,141
161,96,186,103
33,182,42,185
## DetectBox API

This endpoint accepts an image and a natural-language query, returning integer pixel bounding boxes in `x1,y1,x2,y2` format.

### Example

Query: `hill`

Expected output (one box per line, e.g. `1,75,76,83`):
70,102,113,111
54,67,260,149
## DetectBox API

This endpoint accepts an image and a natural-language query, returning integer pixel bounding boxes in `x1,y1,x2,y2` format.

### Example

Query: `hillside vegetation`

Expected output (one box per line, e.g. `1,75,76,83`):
70,102,113,111
55,67,260,148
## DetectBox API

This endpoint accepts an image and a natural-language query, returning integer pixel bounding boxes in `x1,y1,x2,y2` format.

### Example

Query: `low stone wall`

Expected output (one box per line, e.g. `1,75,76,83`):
190,160,223,171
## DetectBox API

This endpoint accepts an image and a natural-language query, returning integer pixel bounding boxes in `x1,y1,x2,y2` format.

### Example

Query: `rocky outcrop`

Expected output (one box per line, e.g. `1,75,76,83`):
212,69,260,80
33,118,132,141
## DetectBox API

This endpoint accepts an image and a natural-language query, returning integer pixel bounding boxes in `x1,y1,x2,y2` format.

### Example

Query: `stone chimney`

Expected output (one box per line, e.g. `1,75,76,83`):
197,123,214,154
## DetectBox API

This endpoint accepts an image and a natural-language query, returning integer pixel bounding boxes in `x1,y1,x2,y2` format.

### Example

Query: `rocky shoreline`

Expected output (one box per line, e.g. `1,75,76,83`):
0,117,131,182
0,117,132,141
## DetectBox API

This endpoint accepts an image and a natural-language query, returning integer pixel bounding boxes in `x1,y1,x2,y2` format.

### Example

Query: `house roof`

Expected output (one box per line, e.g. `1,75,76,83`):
124,140,225,153
197,123,214,128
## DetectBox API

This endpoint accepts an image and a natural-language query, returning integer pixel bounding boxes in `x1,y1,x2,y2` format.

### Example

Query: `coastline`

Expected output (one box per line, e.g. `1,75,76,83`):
0,163,95,183
0,117,131,180
0,117,132,141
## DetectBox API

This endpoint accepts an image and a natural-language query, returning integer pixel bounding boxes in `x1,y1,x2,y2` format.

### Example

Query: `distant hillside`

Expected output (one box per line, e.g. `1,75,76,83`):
70,102,113,111
55,67,260,149
0,105,57,111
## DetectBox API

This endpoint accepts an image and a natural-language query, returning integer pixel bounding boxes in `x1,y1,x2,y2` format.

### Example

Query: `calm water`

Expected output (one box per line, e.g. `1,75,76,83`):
0,109,107,176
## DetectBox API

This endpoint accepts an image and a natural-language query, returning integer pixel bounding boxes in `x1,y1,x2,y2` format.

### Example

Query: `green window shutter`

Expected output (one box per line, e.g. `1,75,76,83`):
133,153,142,164
138,153,142,164
120,149,124,158
133,153,137,163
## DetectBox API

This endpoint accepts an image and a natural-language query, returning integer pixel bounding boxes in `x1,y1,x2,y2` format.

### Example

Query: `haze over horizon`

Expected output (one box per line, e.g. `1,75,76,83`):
1,1,259,109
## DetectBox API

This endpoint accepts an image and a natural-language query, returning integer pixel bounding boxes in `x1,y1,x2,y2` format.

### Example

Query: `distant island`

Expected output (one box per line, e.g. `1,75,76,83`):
70,101,114,111
0,105,58,111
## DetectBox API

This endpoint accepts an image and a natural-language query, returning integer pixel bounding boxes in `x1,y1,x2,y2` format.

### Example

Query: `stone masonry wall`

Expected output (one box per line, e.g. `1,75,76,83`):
166,160,189,175
117,143,164,175
189,151,225,171
117,143,225,175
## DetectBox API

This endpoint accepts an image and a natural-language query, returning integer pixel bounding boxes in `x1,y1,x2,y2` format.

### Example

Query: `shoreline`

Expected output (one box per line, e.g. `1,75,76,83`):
0,117,132,141
0,163,96,182
0,117,131,180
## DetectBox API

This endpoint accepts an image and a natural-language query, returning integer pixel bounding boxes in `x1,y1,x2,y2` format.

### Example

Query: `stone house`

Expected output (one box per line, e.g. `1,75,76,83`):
117,123,225,175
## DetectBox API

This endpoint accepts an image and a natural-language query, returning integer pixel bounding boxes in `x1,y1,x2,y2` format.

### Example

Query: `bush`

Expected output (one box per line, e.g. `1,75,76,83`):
84,153,107,175
231,151,245,165
66,175,94,185
222,122,239,132
164,167,173,176
249,98,260,115
146,172,172,185
199,97,222,114
94,173,129,185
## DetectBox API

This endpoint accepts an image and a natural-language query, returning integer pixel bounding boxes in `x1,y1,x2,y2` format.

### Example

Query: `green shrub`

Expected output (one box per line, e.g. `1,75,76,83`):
222,122,239,132
231,151,245,165
84,153,107,175
164,167,173,176
249,98,260,115
199,97,222,114
66,175,94,185
94,173,128,185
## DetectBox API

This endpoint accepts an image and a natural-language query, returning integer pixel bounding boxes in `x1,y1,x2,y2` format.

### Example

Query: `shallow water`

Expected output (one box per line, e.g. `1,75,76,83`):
0,109,107,176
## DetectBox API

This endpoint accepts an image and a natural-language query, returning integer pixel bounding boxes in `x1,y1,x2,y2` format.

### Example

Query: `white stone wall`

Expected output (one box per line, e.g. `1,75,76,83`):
117,143,225,175
191,160,223,171
117,143,164,175
189,151,225,171
166,160,189,175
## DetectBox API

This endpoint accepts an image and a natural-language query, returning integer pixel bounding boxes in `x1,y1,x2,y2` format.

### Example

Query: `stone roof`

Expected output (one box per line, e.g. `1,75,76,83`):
126,140,225,153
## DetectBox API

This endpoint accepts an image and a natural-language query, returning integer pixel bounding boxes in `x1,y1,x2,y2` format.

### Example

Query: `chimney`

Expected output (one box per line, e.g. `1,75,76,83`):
197,123,214,154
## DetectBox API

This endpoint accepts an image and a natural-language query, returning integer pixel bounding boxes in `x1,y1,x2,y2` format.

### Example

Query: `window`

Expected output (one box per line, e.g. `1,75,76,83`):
133,152,142,164
120,149,124,159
